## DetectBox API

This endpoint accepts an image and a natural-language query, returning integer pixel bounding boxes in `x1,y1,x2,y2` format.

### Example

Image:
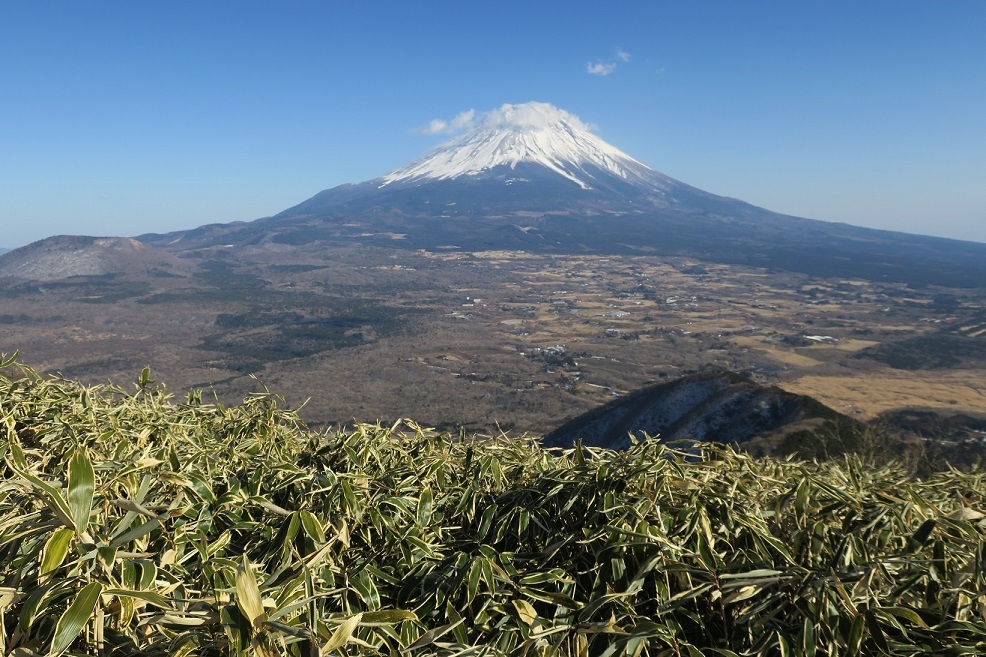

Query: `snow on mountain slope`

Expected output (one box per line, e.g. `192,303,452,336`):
380,102,674,191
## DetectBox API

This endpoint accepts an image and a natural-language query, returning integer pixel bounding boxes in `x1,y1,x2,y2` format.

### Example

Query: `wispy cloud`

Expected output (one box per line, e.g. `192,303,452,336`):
587,49,631,76
418,109,477,135
587,61,617,76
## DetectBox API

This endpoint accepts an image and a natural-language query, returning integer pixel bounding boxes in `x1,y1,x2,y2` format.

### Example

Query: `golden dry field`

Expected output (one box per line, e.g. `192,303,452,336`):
782,371,986,420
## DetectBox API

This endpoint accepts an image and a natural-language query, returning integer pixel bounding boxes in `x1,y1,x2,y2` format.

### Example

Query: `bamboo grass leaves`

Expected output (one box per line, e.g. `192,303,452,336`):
3,358,986,655
67,448,95,534
50,581,102,656
235,555,266,630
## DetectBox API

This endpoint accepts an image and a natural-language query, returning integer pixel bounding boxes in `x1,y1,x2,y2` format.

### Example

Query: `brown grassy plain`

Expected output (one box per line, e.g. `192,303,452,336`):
1,243,983,434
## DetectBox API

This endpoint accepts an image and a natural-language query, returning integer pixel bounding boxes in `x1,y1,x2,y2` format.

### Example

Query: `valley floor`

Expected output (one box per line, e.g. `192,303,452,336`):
1,244,984,434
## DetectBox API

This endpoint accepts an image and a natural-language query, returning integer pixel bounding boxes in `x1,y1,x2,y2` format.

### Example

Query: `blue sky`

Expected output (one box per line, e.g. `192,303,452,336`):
2,1,984,248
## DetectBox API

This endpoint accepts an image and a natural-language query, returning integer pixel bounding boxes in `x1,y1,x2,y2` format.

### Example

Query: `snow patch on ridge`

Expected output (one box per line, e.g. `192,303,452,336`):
381,102,667,191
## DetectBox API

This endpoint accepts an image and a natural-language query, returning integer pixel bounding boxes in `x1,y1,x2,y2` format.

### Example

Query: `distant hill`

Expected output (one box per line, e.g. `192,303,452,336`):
0,235,193,281
542,371,863,454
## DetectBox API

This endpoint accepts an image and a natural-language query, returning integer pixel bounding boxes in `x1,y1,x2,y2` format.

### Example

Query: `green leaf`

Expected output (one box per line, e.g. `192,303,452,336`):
477,504,497,539
907,518,937,552
9,440,28,469
138,366,151,387
467,559,483,604
68,449,95,534
874,606,928,629
40,527,75,580
235,554,265,630
19,581,57,631
0,350,18,367
220,604,250,653
801,617,816,657
513,599,538,626
519,569,570,586
865,610,891,654
352,570,380,609
685,644,707,657
340,479,359,515
322,612,363,653
358,610,418,625
417,487,434,526
846,613,864,657
136,559,158,590
776,631,792,657
109,516,162,550
51,581,102,656
282,512,301,553
15,469,75,530
299,511,326,543
97,545,117,568
720,569,784,579
103,588,171,609
262,619,312,638
405,619,463,650
795,478,810,515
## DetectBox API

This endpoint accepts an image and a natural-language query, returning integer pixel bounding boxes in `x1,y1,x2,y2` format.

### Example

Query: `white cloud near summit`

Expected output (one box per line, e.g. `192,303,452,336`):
418,102,594,139
419,109,477,135
484,102,591,131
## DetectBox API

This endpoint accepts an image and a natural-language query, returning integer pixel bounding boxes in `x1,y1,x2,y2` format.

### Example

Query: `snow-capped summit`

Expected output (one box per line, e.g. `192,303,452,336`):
380,102,672,191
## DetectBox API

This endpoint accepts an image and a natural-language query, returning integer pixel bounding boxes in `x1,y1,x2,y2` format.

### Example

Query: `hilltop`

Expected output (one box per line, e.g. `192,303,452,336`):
0,235,192,282
543,370,863,452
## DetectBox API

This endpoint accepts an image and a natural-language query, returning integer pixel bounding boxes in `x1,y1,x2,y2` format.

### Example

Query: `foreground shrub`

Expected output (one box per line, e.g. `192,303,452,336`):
1,355,986,655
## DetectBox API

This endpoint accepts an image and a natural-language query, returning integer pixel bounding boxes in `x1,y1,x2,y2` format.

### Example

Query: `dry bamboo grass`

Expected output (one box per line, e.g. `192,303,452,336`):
2,353,986,656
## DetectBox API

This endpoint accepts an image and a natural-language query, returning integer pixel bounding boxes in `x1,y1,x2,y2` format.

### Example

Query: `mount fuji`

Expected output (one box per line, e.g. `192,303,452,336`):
142,102,985,287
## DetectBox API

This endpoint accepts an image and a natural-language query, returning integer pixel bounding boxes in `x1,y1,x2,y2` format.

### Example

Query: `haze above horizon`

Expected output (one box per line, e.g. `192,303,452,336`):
2,1,984,249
